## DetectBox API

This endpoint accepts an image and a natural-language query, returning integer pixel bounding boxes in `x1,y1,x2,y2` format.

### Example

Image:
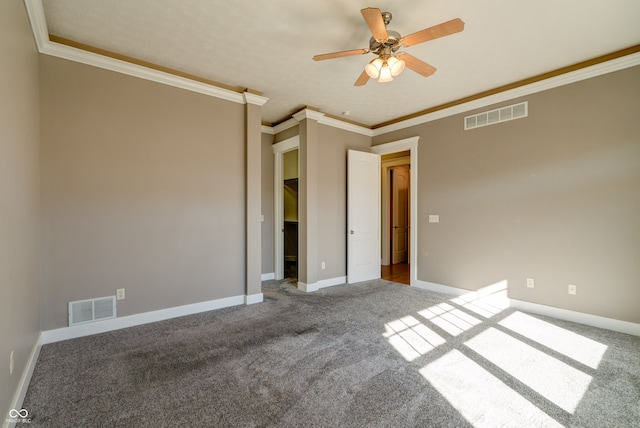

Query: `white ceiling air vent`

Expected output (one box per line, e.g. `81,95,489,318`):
464,101,528,130
68,296,116,326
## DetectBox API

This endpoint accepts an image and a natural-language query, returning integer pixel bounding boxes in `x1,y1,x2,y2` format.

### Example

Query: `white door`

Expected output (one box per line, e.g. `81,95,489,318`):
391,166,410,264
347,150,381,284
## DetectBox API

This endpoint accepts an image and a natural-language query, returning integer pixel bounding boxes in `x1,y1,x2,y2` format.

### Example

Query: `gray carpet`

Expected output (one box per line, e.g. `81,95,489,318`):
22,279,640,427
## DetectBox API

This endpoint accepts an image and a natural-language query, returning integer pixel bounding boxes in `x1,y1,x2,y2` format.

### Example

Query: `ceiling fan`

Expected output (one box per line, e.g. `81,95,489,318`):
313,7,464,86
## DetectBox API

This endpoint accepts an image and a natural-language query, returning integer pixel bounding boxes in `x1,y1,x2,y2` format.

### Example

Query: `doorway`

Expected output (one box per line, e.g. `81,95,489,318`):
381,152,410,285
369,137,419,286
283,149,299,279
273,136,300,281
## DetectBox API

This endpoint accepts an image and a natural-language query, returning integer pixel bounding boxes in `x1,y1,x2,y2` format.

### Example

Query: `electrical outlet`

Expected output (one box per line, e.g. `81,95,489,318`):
526,278,535,288
568,284,577,295
116,288,125,300
321,262,326,269
10,350,14,375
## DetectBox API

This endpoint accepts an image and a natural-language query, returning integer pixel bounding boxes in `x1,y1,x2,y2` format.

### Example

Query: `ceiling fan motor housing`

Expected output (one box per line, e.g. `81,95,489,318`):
369,30,402,55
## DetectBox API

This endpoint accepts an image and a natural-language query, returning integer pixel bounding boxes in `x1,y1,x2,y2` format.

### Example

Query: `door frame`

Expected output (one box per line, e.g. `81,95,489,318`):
273,136,299,280
371,136,419,286
381,157,411,266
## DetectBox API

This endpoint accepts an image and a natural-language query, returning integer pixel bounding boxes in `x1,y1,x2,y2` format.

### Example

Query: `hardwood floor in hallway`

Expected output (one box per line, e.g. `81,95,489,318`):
381,263,410,285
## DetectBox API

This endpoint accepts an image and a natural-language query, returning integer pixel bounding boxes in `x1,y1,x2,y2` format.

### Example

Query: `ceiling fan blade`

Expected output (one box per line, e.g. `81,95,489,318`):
361,7,388,42
400,18,465,47
354,69,370,86
400,53,437,77
313,48,369,61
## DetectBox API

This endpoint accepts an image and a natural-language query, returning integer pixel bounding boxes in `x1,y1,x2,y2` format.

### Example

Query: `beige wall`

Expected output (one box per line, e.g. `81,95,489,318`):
270,122,371,282
0,0,41,419
39,55,247,330
374,66,640,324
316,125,371,280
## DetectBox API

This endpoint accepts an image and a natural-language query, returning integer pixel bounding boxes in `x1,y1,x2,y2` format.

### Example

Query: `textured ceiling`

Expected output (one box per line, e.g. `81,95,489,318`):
41,0,640,127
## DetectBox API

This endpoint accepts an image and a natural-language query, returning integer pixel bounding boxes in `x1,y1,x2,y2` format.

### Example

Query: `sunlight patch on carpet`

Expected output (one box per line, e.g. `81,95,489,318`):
417,302,482,336
464,327,593,413
383,316,446,361
420,350,563,428
450,280,510,318
498,311,607,369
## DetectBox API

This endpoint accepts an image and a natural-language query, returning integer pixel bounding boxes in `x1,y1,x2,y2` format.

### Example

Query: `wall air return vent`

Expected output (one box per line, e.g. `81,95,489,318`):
464,101,528,130
68,296,116,326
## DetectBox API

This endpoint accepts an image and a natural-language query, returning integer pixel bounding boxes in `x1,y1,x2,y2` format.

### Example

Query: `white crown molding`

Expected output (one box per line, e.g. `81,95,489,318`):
372,52,640,136
317,116,373,137
25,0,249,105
261,126,275,135
272,118,299,134
292,108,326,122
243,92,269,106
265,113,373,137
26,0,638,141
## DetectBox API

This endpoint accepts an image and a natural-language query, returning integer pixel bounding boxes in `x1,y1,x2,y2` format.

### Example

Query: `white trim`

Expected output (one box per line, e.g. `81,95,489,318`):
272,136,300,280
371,137,420,155
298,276,347,293
413,279,640,336
317,116,372,137
292,109,325,122
267,114,372,137
261,272,275,281
380,157,412,266
24,0,249,105
261,126,275,135
6,334,42,428
273,118,299,135
372,52,640,136
510,299,640,337
245,293,264,305
26,0,640,136
371,137,419,286
272,136,300,154
297,281,315,292
412,279,473,297
23,0,48,47
243,92,269,106
41,295,246,344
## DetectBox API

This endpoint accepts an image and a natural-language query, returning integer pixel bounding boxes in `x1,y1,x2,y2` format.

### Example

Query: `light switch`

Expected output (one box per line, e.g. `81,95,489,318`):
429,215,440,223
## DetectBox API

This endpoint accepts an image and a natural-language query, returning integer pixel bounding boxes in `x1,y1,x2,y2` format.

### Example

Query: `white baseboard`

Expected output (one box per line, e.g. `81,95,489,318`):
261,273,275,281
245,293,264,305
41,294,246,344
412,280,474,297
413,279,640,336
298,276,347,293
5,334,41,428
510,298,640,337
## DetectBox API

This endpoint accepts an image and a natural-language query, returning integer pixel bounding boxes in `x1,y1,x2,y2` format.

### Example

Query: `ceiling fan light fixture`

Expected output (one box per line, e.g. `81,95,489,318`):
365,58,384,78
387,56,405,77
378,64,394,82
